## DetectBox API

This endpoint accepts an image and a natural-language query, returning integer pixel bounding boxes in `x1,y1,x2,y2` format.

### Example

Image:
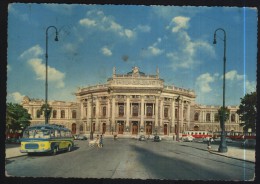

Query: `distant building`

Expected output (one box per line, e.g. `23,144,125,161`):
21,66,243,136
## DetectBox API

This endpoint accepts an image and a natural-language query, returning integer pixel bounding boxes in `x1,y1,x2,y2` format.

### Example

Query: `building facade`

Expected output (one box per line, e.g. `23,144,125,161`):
21,67,243,137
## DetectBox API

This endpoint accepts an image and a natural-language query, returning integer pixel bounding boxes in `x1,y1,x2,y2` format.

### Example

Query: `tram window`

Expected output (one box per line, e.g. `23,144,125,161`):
60,130,65,137
55,130,60,137
191,132,193,135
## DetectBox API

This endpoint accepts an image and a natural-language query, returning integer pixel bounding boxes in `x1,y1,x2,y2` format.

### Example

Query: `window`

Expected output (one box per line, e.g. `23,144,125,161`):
214,113,219,121
146,105,153,116
194,112,199,121
80,125,83,131
61,110,65,118
119,104,124,116
132,104,139,116
175,109,178,118
53,110,57,118
93,106,96,117
102,106,106,117
206,113,211,121
164,107,169,118
72,110,77,119
231,114,235,122
36,110,41,118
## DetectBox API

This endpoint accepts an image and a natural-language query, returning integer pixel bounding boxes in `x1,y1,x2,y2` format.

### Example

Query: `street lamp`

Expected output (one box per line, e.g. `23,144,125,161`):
176,95,180,141
45,26,58,124
213,28,228,153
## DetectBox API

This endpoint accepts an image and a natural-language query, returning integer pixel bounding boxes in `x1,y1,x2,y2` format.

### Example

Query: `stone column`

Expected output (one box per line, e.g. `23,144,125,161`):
187,102,190,129
96,97,100,133
155,96,159,127
126,96,130,128
141,96,144,129
159,98,163,133
80,101,84,119
87,98,91,132
112,96,115,130
180,99,184,133
170,97,175,134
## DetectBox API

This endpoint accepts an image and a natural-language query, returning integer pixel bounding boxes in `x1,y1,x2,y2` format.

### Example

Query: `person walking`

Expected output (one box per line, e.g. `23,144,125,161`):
207,138,212,152
99,134,103,148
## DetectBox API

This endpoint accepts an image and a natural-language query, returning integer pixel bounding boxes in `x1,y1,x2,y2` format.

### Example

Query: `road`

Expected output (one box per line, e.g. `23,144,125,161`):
5,138,255,180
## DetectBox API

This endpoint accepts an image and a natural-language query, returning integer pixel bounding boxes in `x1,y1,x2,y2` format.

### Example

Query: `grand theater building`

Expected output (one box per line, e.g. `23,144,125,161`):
21,66,243,137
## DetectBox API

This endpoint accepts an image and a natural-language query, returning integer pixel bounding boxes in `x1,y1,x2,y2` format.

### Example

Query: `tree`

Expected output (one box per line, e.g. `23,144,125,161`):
217,106,230,130
40,103,52,122
236,92,256,132
6,103,31,134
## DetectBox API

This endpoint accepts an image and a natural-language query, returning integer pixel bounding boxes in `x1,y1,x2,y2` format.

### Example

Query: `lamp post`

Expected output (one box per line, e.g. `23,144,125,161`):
176,95,180,141
45,26,58,124
213,28,228,153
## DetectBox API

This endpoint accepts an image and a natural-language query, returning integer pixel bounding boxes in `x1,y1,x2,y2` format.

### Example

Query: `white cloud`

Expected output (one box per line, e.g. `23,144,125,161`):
224,70,244,80
8,92,24,103
27,58,65,88
7,65,11,72
195,73,215,93
170,16,190,33
101,47,112,56
63,43,77,53
79,18,97,27
142,37,164,57
245,80,256,93
20,45,65,88
19,45,43,59
136,25,151,32
166,16,215,70
79,10,135,39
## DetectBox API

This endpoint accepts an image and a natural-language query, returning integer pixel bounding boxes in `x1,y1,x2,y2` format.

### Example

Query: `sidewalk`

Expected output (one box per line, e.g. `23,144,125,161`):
209,145,255,163
5,144,26,159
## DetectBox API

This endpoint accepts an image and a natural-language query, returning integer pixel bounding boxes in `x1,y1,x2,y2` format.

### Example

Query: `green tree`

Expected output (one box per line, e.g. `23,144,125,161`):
40,103,52,121
6,103,31,134
236,92,256,132
218,106,230,130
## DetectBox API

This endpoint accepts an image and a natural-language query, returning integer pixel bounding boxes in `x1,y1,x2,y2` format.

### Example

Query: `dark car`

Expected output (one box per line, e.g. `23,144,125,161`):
74,134,87,140
154,135,161,142
241,139,256,148
139,135,146,141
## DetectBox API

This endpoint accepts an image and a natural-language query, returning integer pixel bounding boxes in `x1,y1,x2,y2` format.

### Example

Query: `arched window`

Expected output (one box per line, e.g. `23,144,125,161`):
36,110,41,118
61,110,65,118
206,113,211,121
102,106,106,117
53,110,57,118
164,107,169,118
194,112,199,121
72,110,77,119
231,114,235,122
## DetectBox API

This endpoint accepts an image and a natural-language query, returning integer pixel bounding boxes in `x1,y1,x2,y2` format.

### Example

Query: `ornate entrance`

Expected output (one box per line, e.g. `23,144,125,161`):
146,122,152,135
102,123,106,134
132,121,138,134
118,121,124,134
164,124,168,135
72,123,76,134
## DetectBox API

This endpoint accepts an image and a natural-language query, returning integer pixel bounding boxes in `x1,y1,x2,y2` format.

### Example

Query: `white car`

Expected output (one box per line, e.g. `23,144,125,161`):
182,136,194,142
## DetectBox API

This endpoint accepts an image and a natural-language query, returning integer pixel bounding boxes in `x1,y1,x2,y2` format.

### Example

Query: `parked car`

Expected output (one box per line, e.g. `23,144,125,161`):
154,135,161,142
241,139,256,148
226,137,234,143
74,134,87,140
139,135,146,141
182,136,194,142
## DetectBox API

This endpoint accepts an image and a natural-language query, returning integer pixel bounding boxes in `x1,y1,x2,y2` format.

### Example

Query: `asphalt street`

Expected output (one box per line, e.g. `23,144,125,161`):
5,138,255,180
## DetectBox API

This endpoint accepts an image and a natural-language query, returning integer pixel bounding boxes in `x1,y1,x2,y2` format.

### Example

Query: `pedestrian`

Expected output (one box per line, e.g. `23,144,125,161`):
207,138,212,152
99,134,103,148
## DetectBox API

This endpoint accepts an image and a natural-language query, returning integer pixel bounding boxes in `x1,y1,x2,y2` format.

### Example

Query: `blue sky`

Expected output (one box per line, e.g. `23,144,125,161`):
7,4,257,106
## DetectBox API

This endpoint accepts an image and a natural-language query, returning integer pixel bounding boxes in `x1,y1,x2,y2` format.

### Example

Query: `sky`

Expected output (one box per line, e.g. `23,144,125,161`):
7,4,257,106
